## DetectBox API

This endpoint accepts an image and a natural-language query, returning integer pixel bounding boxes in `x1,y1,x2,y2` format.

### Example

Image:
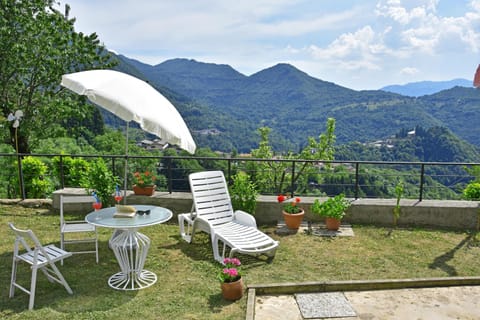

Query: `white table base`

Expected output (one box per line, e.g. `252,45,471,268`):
108,229,157,290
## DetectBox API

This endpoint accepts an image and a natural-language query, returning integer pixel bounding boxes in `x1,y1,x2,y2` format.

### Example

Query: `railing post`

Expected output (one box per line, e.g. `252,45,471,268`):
167,157,172,194
355,162,360,199
227,159,232,185
17,154,26,199
59,155,65,189
290,160,296,197
419,163,425,201
112,157,116,177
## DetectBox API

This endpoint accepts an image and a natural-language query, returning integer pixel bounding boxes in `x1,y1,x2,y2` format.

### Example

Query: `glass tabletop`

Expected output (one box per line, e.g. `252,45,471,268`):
85,205,172,229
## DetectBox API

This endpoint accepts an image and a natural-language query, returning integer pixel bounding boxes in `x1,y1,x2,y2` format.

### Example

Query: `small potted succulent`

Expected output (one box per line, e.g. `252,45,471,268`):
132,170,157,196
312,194,351,231
278,194,304,230
218,257,243,301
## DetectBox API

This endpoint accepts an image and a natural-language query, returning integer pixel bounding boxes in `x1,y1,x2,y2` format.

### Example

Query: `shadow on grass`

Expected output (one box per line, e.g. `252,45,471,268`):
0,239,137,314
207,291,245,314
428,231,478,276
0,207,51,218
161,233,276,269
160,233,215,263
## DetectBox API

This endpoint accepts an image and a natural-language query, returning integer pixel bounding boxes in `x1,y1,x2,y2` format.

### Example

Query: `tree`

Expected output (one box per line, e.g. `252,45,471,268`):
249,118,336,195
0,0,115,153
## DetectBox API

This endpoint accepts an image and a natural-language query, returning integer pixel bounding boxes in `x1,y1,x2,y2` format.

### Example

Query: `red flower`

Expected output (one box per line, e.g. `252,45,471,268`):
278,195,303,214
133,170,156,187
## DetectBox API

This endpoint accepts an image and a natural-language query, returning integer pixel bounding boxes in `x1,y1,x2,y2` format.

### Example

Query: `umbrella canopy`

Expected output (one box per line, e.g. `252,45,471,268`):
61,69,196,200
474,64,480,88
61,69,196,154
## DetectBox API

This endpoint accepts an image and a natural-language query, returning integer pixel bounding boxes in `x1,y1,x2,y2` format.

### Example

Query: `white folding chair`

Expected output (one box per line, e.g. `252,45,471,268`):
178,171,279,264
8,222,73,310
60,195,98,263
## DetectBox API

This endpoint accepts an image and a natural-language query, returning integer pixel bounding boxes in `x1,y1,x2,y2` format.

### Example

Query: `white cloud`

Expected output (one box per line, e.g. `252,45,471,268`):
300,0,480,85
284,45,301,55
375,0,480,53
308,26,383,66
400,67,419,75
55,0,480,90
251,9,362,37
470,0,480,11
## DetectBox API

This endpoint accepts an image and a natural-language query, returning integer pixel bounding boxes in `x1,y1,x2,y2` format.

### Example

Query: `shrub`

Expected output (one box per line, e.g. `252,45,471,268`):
229,172,258,214
463,182,480,200
80,158,119,206
22,156,53,198
52,156,89,187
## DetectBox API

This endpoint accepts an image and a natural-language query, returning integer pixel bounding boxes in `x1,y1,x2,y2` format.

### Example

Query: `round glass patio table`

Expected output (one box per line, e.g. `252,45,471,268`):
86,205,172,290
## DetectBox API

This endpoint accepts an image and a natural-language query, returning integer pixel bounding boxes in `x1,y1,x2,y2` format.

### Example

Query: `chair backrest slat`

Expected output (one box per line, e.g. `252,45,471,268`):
61,195,96,204
189,171,234,224
8,223,51,265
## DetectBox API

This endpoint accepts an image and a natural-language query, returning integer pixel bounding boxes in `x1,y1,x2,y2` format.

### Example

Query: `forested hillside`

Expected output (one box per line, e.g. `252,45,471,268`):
419,87,480,147
113,54,480,161
336,126,479,162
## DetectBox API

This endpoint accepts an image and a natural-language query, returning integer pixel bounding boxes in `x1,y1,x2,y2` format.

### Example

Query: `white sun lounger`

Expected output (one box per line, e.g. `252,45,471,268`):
178,171,279,264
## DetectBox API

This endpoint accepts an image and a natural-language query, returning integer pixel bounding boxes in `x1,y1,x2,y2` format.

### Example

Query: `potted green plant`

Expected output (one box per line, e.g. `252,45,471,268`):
312,194,351,231
218,257,243,301
132,170,157,196
278,195,304,229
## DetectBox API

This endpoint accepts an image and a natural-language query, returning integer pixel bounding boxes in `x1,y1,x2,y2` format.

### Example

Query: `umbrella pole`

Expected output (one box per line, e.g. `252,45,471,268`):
123,121,129,204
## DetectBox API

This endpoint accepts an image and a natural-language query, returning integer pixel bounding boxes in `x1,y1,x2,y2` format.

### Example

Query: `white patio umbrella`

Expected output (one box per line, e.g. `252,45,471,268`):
60,69,196,197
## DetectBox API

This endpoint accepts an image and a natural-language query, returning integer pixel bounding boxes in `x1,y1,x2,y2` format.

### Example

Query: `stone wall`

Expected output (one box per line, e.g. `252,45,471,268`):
50,188,479,230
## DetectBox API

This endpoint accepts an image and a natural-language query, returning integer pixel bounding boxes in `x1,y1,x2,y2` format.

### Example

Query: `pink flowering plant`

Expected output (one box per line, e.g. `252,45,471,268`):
218,257,242,283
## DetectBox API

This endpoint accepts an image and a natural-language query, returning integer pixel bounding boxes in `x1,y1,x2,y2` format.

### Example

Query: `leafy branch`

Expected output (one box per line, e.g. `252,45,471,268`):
249,118,336,195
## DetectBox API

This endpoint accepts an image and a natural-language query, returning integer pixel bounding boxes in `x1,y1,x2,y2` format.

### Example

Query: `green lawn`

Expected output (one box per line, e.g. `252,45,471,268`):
1,204,479,319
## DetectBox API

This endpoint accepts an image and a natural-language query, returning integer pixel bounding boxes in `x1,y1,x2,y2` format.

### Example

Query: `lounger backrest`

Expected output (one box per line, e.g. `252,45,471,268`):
189,171,234,226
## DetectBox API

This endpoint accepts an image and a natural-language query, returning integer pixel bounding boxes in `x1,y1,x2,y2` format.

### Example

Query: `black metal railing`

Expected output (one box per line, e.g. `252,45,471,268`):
0,152,477,201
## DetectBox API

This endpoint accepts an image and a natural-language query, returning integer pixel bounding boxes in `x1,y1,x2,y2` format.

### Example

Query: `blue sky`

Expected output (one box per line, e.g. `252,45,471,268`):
56,0,480,90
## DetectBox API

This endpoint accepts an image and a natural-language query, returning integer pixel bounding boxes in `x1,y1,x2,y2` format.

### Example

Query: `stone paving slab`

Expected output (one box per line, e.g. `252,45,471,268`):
255,295,302,320
275,221,354,237
311,225,354,237
295,292,356,319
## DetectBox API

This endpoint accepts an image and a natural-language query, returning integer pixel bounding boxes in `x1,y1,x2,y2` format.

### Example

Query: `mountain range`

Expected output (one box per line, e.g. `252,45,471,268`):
110,54,480,159
380,79,473,97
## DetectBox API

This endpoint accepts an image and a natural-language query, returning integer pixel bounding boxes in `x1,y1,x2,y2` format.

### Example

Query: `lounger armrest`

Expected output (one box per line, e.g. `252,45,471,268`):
233,210,257,228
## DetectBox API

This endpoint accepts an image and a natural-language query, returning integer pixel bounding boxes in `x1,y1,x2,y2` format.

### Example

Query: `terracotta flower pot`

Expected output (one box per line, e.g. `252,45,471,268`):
325,217,341,231
133,185,156,196
283,210,305,229
221,277,244,301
